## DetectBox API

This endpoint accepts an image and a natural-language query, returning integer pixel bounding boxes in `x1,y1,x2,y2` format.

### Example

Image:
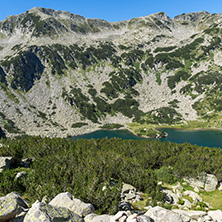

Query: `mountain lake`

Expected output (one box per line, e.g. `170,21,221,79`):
71,128,222,148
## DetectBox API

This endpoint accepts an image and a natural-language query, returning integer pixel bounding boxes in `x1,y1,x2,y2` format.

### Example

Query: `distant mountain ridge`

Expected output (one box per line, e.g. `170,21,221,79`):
0,8,222,137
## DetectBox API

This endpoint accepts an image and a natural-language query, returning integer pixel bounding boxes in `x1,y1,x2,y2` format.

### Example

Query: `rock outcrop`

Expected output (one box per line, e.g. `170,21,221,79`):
49,192,94,217
23,201,83,222
184,174,218,192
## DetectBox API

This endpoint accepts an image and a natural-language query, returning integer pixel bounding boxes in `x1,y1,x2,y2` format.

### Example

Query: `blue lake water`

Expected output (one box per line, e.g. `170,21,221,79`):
71,128,222,148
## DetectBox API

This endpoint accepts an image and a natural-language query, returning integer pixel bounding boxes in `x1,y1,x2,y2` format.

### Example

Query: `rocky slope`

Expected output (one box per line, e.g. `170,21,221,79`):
0,8,222,137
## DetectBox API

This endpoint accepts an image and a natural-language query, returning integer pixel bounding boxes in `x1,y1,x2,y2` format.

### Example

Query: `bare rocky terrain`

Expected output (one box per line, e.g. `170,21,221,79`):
0,8,222,137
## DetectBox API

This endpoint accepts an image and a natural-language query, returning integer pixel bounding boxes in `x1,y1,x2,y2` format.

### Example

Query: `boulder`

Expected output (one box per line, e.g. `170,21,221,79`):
172,182,183,194
121,183,137,202
162,189,179,204
218,182,222,191
145,206,183,222
114,211,131,221
49,192,94,217
204,174,218,192
182,199,192,209
118,201,132,211
9,211,26,222
172,209,207,220
136,215,154,222
184,174,218,192
15,171,28,180
23,201,83,222
0,156,12,172
84,213,98,222
90,214,114,222
183,190,202,203
208,210,222,221
0,195,17,222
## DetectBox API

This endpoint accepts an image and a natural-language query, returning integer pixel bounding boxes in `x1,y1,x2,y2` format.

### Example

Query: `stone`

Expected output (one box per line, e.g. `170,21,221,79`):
204,174,218,192
9,211,27,222
121,183,137,202
15,171,28,180
184,174,218,192
114,211,131,220
183,199,192,209
172,182,183,193
145,206,183,222
172,209,207,220
90,215,114,222
194,187,200,193
162,189,179,204
208,210,222,221
218,182,222,191
23,201,83,222
0,156,12,172
84,213,98,222
118,201,132,211
49,192,94,217
0,195,17,222
136,215,154,222
183,190,202,203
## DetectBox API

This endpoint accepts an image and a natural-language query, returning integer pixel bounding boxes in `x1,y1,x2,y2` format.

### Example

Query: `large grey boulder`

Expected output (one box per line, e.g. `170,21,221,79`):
3,192,29,222
0,156,12,172
49,192,94,217
145,206,183,222
162,189,179,204
172,209,207,220
208,210,222,221
121,183,137,202
183,190,202,203
0,195,17,222
90,214,114,222
24,201,83,222
84,213,98,222
204,174,218,192
184,174,218,192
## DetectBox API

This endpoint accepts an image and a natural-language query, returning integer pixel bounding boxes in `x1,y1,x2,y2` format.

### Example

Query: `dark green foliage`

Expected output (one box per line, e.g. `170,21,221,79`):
168,70,191,89
63,88,99,123
0,126,6,138
154,53,183,70
169,38,204,60
121,49,144,66
2,136,222,214
155,166,178,184
2,51,44,91
40,46,66,75
71,122,88,128
154,46,176,53
145,107,183,124
88,88,97,97
100,124,123,129
3,119,20,134
168,99,179,108
0,66,6,85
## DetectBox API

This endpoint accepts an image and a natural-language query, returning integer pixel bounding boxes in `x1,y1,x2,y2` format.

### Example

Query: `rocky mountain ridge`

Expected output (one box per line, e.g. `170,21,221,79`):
0,8,222,137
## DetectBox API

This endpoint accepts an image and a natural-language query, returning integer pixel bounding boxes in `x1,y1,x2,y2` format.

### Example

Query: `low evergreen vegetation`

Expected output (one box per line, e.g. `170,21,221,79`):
1,137,222,214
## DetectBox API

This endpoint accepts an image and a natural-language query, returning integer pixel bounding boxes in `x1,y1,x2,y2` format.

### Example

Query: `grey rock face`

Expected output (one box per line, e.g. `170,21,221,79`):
23,201,83,222
49,192,94,217
184,174,218,192
0,195,17,222
208,210,222,221
145,206,183,222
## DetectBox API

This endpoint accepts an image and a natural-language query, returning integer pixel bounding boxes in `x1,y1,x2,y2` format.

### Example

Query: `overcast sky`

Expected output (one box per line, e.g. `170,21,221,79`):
1,0,222,22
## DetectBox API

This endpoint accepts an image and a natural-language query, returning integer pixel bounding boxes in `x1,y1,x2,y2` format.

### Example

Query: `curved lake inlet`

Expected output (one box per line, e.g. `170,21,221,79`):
71,128,222,148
